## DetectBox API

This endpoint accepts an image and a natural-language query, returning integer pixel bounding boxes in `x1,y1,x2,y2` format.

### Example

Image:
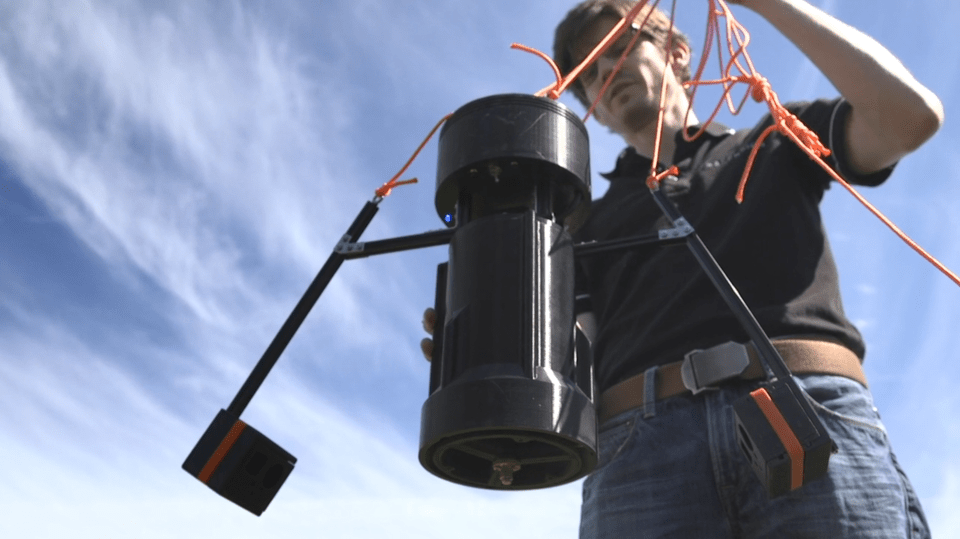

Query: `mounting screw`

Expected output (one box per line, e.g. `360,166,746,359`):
492,459,521,486
488,164,503,183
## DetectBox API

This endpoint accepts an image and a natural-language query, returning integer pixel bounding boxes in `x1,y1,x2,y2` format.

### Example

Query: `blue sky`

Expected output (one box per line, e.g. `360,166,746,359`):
1,0,958,537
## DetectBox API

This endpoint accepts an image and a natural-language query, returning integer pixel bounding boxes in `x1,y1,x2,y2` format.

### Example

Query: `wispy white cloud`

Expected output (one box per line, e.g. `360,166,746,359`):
0,0,367,330
927,461,960,537
0,311,194,499
0,296,582,538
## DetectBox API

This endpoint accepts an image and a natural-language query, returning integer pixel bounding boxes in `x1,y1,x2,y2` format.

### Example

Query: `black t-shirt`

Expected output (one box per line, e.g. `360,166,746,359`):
574,98,895,393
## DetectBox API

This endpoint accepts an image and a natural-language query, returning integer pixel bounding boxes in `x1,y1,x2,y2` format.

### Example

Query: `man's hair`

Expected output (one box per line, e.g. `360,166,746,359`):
553,0,692,110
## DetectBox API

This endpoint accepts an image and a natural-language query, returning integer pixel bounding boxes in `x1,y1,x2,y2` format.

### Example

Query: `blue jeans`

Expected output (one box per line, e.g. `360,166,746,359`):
580,374,930,538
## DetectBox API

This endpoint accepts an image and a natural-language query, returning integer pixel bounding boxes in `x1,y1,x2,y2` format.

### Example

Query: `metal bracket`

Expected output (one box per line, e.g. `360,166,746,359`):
334,234,365,255
681,341,751,394
658,217,694,240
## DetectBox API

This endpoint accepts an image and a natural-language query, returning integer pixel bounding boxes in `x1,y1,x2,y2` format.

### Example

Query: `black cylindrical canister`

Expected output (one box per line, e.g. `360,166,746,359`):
420,94,596,490
420,211,596,489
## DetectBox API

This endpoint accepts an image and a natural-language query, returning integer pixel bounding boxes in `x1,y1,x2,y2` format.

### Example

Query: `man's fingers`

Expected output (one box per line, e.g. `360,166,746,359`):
421,308,438,360
422,307,437,335
420,337,434,362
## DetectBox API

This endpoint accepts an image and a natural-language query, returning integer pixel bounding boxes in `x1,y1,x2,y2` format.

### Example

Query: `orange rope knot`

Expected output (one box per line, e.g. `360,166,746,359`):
735,74,831,203
375,178,418,199
747,73,830,160
746,74,772,103
646,165,680,191
779,113,830,158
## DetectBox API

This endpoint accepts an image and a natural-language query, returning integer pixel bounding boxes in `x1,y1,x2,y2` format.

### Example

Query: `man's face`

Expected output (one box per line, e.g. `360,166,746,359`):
571,15,685,138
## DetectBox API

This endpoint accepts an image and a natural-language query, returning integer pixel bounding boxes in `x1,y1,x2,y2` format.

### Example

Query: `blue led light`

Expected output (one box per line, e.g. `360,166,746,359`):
444,214,452,223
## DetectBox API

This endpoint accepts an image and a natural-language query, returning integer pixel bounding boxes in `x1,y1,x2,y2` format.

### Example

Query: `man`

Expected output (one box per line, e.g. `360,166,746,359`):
549,0,942,537
425,0,942,536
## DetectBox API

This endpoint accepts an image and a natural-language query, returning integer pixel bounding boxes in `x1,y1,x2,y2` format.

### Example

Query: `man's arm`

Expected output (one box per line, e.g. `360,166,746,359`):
731,0,944,175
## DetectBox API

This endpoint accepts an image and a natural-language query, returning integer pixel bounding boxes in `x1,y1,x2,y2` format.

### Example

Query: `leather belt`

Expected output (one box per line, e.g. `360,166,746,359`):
597,338,867,425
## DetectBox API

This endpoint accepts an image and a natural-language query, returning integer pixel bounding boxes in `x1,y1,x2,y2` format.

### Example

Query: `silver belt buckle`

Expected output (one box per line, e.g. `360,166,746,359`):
681,341,751,394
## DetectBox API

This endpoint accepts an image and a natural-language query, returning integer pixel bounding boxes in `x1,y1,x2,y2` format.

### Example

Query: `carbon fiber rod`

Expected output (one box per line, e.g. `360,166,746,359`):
649,187,790,381
226,199,381,416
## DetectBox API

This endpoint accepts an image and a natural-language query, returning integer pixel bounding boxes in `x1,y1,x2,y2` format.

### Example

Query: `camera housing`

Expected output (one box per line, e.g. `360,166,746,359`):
182,409,297,515
733,379,835,497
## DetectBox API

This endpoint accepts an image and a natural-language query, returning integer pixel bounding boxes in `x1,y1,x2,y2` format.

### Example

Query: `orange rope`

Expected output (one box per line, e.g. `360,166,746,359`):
646,165,680,191
733,74,831,202
584,1,659,123
373,2,957,288
374,114,452,199
511,43,564,100
681,1,832,203
646,0,679,186
683,1,960,286
512,0,656,121
510,0,959,288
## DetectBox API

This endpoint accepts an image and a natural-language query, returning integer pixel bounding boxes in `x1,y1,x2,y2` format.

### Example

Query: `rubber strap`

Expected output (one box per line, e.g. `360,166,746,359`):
199,419,247,483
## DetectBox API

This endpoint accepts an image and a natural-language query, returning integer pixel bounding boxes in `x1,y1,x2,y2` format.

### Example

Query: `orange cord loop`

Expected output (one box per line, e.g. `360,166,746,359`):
511,43,564,100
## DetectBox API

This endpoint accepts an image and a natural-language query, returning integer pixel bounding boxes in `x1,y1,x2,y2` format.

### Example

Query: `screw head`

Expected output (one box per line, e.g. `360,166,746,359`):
492,459,521,486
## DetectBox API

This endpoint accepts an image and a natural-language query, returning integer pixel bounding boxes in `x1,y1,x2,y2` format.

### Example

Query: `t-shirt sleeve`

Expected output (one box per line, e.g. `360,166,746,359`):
791,98,896,188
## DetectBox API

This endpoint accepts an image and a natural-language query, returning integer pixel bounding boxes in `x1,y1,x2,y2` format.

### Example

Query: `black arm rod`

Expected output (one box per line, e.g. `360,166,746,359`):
227,200,381,416
649,188,790,381
574,232,686,257
339,228,456,259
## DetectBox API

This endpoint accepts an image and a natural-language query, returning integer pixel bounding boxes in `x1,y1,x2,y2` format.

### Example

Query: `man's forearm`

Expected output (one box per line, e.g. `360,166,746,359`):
737,0,943,170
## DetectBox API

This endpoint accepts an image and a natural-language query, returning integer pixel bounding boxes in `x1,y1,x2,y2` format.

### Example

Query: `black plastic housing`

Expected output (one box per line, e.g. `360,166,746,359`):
419,211,596,489
182,409,297,515
421,93,596,490
434,94,591,231
733,378,834,498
